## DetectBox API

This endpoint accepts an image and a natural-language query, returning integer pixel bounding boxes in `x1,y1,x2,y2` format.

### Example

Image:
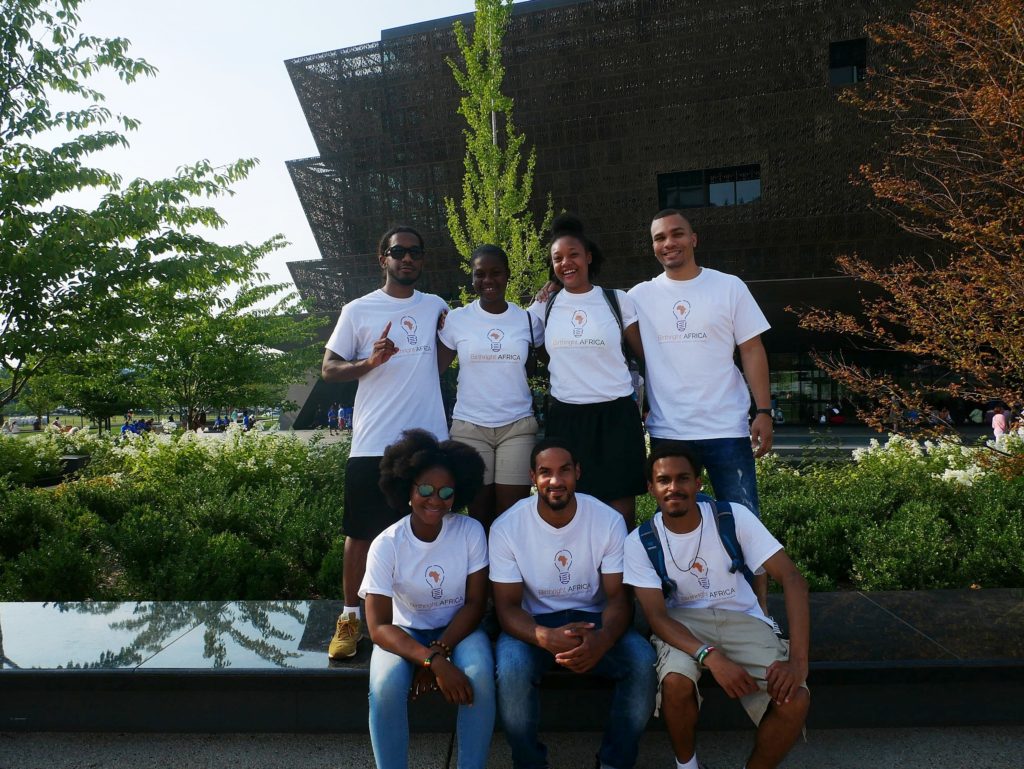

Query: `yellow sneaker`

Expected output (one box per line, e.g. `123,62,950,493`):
328,611,362,660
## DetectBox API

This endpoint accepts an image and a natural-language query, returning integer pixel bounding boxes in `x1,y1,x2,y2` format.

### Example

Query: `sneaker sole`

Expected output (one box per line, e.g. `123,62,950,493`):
327,635,364,660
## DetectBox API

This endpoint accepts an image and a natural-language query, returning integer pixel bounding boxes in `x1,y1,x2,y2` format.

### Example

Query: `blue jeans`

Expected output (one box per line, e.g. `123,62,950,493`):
495,611,656,769
368,626,495,769
650,436,760,515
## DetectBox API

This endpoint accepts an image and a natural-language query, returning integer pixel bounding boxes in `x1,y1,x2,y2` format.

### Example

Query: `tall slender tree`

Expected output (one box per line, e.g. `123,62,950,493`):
444,0,554,304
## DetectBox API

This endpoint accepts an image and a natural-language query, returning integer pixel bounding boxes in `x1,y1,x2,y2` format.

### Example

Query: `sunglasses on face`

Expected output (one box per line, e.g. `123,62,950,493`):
385,245,425,260
416,483,455,501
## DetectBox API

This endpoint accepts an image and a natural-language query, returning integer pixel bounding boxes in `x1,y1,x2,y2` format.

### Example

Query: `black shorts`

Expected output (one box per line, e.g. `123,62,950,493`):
343,455,404,540
544,395,647,502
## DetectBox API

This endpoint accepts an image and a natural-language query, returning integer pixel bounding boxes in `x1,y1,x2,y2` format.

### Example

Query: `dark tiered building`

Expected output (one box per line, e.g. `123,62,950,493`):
285,0,920,426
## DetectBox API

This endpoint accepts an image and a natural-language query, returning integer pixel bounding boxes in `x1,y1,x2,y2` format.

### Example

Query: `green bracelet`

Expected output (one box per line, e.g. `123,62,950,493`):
696,645,717,666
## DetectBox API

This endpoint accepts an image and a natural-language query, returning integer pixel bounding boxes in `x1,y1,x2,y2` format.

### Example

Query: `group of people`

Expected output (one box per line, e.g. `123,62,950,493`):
202,411,254,432
989,404,1024,443
320,211,807,769
327,403,352,436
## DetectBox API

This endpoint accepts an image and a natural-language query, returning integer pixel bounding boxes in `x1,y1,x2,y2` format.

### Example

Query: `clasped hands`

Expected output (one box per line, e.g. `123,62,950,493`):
538,621,610,673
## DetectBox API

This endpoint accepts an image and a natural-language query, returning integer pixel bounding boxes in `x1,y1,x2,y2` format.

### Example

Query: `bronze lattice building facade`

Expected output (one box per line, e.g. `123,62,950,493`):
285,0,918,425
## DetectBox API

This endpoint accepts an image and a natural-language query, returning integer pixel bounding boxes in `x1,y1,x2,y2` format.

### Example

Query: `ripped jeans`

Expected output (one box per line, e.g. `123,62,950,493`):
649,436,760,516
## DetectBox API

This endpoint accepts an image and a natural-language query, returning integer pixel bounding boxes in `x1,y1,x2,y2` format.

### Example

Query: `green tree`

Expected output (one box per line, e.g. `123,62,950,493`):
797,0,1023,436
138,283,323,429
444,0,554,304
0,0,281,408
33,348,155,431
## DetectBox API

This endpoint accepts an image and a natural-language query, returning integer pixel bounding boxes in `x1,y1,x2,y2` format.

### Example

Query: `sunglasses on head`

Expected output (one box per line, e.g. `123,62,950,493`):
385,245,425,260
416,483,455,501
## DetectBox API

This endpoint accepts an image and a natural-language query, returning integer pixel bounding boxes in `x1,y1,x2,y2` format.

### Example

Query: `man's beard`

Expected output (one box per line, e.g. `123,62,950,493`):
388,264,419,286
541,489,572,511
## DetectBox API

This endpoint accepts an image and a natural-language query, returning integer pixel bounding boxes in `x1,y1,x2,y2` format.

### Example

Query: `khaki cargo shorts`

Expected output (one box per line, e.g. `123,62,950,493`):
651,607,808,725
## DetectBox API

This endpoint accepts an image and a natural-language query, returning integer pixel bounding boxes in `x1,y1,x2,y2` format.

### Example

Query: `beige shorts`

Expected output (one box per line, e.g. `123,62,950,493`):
651,607,807,725
450,415,538,486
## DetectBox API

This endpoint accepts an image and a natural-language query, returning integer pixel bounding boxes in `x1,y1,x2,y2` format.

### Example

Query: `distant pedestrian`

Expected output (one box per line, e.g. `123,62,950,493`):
327,403,338,436
992,405,1008,441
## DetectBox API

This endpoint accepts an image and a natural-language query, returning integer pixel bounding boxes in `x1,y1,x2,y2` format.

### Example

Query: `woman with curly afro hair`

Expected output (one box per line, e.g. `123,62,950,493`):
359,429,494,769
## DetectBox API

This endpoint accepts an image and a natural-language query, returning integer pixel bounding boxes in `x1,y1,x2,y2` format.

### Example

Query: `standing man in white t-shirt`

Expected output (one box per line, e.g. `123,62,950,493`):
624,443,809,769
490,438,656,769
321,225,450,660
628,209,774,611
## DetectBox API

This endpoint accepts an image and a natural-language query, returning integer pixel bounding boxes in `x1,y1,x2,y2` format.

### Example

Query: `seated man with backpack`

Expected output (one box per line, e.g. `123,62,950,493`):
623,444,809,769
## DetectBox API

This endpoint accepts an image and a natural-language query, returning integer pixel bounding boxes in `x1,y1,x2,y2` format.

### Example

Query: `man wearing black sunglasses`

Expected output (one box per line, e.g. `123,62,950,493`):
322,225,451,660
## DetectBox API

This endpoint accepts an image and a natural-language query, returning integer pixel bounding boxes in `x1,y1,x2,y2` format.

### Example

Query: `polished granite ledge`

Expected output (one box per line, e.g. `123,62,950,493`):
4,590,1022,671
1,590,1022,732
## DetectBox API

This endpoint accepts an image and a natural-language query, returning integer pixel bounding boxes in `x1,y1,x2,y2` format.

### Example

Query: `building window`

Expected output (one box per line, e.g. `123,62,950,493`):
658,165,761,209
830,38,866,86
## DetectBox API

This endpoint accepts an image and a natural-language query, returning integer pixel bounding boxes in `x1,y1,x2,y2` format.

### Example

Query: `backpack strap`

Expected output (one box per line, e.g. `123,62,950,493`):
525,313,538,378
638,519,676,598
543,292,557,326
601,287,625,337
702,495,755,587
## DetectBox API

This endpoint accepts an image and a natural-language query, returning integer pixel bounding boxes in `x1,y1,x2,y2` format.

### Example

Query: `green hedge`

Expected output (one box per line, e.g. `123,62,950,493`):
0,428,346,600
757,435,1024,591
1,430,1021,599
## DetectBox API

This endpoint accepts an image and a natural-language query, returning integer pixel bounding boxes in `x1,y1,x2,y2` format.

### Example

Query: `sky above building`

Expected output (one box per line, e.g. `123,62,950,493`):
63,0,487,303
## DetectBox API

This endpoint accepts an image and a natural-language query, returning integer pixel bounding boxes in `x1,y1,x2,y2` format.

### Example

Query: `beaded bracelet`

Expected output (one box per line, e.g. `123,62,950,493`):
430,640,453,657
422,651,441,668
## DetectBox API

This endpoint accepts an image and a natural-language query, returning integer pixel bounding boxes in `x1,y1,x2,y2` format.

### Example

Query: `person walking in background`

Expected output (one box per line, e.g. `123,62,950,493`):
327,403,338,436
530,214,647,529
438,244,543,530
321,225,450,661
992,404,1008,442
361,429,494,769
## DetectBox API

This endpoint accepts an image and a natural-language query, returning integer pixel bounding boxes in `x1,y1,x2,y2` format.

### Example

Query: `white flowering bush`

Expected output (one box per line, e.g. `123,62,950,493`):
758,435,1024,591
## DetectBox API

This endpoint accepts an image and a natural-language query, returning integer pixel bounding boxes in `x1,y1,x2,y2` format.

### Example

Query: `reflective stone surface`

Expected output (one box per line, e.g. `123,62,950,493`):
2,590,1022,671
0,600,371,670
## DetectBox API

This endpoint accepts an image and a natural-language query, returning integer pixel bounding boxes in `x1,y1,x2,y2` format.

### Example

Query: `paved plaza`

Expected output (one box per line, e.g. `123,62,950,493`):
2,726,1022,768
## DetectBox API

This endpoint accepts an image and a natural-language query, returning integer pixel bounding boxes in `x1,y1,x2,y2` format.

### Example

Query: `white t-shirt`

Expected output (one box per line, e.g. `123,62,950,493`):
623,503,781,626
325,289,449,456
489,493,626,615
528,286,637,404
437,300,544,427
359,513,488,630
628,269,770,440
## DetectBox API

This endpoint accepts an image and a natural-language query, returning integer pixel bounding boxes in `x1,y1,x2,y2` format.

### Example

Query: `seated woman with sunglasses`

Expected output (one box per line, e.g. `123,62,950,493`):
360,429,493,769
438,244,544,530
